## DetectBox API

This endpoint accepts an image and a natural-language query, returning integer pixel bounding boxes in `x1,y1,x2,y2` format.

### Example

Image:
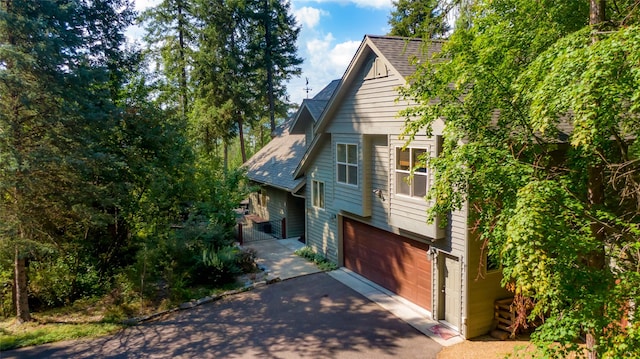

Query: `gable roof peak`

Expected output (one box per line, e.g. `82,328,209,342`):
363,35,443,79
364,34,446,44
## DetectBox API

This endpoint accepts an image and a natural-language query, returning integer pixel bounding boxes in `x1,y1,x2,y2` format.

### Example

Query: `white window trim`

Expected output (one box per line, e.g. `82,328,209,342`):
394,146,429,199
312,180,325,209
336,143,358,187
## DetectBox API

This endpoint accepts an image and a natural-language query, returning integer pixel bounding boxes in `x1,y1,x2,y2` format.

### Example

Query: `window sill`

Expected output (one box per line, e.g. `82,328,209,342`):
336,182,358,188
393,193,429,203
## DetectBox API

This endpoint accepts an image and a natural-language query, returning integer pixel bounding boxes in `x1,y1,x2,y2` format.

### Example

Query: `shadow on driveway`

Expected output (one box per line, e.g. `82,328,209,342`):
3,273,441,359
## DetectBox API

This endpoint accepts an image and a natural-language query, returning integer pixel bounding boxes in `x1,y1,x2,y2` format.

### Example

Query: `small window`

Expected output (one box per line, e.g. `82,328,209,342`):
312,180,325,209
395,147,428,198
337,143,358,186
486,251,501,272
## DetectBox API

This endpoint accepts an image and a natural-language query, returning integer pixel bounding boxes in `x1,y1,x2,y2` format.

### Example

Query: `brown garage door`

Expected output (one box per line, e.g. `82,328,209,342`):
343,218,432,310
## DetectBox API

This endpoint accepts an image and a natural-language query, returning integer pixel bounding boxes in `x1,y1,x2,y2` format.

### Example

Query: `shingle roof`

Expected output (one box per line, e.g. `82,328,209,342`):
367,35,444,78
245,80,339,192
244,118,306,192
292,79,340,126
305,100,329,120
312,79,340,101
290,80,341,134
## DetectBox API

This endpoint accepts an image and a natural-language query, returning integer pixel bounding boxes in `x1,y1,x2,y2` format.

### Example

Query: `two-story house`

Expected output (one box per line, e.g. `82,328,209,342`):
244,80,339,240
293,35,510,339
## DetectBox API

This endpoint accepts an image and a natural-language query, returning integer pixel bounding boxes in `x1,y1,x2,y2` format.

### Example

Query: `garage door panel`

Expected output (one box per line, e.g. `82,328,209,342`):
343,218,432,310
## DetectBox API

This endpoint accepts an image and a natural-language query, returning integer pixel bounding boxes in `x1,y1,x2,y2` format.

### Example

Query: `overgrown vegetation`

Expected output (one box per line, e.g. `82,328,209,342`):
397,0,640,357
294,247,338,272
0,0,293,347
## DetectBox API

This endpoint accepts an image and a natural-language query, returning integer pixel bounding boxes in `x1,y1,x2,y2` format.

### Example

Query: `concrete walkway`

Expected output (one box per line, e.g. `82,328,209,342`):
329,268,464,347
243,238,321,280
243,238,464,347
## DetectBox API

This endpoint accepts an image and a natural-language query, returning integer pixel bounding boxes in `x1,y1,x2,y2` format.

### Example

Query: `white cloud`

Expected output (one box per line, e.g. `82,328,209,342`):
284,33,362,104
294,7,327,29
328,40,360,69
306,33,334,58
304,34,359,76
292,0,393,10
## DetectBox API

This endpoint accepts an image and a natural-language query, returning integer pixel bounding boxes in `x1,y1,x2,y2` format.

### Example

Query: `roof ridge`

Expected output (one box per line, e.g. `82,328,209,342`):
365,34,447,44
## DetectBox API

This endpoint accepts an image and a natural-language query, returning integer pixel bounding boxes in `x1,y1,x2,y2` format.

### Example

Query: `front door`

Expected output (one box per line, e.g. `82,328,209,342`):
440,254,461,329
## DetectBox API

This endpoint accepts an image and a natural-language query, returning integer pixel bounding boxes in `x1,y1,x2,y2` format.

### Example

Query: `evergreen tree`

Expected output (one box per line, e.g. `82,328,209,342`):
0,0,137,322
142,0,197,121
190,0,252,166
248,0,302,136
388,0,455,39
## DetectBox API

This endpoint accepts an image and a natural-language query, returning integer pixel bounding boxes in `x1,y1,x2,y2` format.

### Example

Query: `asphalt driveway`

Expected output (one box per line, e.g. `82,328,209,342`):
3,272,442,359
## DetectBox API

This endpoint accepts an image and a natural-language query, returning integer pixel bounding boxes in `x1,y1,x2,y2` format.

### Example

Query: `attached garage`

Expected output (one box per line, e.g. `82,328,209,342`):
343,217,432,310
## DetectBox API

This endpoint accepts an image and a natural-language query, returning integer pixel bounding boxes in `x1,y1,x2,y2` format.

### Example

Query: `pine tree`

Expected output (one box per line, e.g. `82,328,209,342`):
142,0,197,121
190,0,251,165
0,0,135,322
248,0,302,136
388,0,454,39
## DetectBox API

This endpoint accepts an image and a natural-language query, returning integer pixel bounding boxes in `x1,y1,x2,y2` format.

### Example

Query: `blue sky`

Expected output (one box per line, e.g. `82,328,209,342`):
131,0,394,105
289,0,393,103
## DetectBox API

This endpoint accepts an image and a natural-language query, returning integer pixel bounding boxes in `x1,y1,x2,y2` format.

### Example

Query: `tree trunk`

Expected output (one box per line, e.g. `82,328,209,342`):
177,0,188,121
586,2,607,357
263,0,276,136
586,164,606,359
4,0,30,324
14,244,31,323
587,164,606,268
238,115,247,163
590,0,606,25
223,141,229,171
260,122,265,148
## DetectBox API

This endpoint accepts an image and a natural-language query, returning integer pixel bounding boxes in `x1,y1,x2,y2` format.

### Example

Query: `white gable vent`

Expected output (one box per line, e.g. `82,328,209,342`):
364,57,389,80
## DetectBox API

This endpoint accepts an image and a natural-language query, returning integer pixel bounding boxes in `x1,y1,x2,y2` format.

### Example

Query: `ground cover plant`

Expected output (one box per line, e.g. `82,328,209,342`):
294,246,338,272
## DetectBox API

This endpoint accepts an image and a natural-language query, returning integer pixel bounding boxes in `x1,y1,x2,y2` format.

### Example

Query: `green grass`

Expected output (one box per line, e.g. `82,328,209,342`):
294,246,338,271
0,320,122,351
0,281,247,352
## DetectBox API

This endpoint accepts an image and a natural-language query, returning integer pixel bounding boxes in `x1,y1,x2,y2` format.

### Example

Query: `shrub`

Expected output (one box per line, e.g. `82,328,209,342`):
197,245,242,285
29,254,104,310
294,246,337,271
235,247,258,273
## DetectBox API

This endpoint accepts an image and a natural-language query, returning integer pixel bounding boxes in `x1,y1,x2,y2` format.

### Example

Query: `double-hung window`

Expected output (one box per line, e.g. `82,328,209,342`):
312,180,325,209
336,143,358,186
395,147,428,198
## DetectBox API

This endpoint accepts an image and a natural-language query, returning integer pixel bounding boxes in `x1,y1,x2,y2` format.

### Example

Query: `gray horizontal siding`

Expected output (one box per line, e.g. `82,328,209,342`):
306,140,339,263
449,203,467,257
340,135,391,233
249,187,286,222
267,189,287,221
327,54,413,135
